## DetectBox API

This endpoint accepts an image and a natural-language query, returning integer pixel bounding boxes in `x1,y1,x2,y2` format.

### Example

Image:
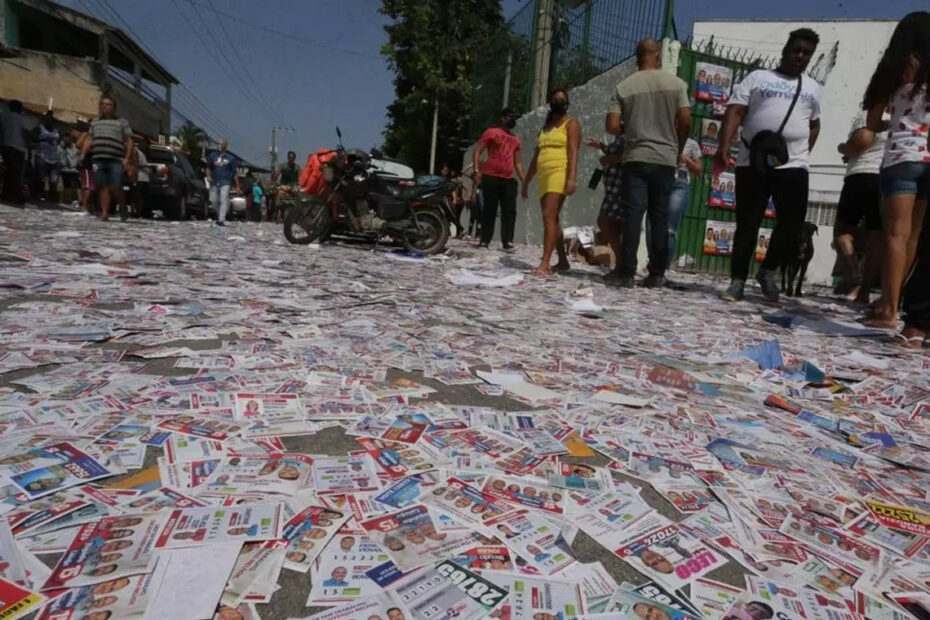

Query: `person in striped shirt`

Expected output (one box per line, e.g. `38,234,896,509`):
82,95,133,221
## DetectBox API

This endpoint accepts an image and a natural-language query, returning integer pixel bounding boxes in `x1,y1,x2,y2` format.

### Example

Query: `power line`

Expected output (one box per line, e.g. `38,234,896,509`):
187,0,383,60
204,0,286,126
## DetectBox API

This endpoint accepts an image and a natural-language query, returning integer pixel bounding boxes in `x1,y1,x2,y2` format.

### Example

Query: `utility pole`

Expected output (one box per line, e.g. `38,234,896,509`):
530,0,554,109
270,126,295,172
429,97,439,175
502,51,513,109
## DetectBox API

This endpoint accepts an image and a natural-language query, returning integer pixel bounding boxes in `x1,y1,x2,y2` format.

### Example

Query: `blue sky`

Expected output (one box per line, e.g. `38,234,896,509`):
60,0,925,168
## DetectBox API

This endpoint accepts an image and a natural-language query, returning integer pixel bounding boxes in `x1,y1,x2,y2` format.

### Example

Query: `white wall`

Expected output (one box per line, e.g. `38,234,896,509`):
466,57,638,247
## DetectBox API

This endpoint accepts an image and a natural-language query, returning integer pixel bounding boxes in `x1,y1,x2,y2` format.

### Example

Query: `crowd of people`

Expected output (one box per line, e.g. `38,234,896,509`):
468,13,930,348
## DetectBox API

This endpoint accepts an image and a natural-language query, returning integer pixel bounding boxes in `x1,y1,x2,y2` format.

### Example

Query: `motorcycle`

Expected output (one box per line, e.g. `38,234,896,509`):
283,129,455,255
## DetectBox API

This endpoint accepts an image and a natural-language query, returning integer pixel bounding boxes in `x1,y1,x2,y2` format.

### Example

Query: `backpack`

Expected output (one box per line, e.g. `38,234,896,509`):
299,149,340,195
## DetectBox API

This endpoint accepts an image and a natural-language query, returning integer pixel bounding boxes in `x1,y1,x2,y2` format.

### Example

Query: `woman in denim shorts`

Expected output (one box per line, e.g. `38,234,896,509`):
861,12,930,328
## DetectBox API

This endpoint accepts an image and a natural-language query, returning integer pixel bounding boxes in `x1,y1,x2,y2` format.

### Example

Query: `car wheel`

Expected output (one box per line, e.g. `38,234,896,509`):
175,195,187,221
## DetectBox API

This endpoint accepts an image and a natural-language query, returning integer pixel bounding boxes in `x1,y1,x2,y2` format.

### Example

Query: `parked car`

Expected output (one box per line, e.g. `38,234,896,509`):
145,146,208,220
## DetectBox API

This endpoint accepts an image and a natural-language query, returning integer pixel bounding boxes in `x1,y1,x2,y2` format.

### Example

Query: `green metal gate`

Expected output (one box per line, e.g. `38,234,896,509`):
673,40,778,275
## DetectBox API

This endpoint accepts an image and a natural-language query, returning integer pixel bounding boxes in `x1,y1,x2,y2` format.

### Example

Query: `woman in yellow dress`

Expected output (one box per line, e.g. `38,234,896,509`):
522,89,581,276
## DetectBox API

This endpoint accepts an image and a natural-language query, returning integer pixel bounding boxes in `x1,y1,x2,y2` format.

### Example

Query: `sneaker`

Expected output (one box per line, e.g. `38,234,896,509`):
501,243,516,253
720,279,745,302
643,274,666,289
756,269,780,302
216,221,226,227
603,271,634,288
476,243,488,249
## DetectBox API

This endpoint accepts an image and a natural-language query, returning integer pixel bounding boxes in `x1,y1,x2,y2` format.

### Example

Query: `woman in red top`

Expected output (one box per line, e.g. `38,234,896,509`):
472,108,525,251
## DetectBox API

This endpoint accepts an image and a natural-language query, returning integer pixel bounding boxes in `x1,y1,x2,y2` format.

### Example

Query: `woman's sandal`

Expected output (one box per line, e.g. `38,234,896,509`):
890,333,925,349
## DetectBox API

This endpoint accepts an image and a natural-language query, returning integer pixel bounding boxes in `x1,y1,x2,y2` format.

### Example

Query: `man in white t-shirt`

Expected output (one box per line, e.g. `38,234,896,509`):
833,109,886,301
716,28,822,302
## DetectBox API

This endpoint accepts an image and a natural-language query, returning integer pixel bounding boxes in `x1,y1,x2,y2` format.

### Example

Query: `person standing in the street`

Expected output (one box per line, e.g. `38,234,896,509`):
716,28,822,302
522,89,581,275
473,108,525,251
0,100,28,206
83,95,133,221
587,133,625,268
605,38,691,288
252,180,264,223
60,135,81,206
131,142,150,218
272,150,300,223
861,12,930,328
33,111,61,203
206,139,240,226
832,108,886,302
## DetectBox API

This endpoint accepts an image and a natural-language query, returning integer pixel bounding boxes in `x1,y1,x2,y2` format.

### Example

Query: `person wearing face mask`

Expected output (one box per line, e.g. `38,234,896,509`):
473,108,525,251
522,89,581,275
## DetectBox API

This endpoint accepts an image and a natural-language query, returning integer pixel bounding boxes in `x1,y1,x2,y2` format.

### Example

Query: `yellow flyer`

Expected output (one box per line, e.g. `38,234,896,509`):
0,577,43,620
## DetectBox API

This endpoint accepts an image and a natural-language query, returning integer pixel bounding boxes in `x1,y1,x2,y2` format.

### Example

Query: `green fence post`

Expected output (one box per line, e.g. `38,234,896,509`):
662,0,676,40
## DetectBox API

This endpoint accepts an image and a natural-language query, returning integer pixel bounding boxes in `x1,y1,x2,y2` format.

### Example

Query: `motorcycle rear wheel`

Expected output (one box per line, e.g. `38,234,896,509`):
403,209,449,256
284,199,331,244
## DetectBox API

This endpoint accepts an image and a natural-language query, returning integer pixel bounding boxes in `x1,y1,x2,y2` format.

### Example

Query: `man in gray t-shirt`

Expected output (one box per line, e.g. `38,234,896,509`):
603,38,691,288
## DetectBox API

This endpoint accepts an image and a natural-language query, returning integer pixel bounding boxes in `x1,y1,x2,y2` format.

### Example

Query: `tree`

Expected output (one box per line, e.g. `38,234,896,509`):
380,0,504,172
174,122,205,155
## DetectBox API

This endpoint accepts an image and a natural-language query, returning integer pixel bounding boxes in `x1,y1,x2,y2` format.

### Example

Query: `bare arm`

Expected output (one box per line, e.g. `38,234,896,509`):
122,136,133,168
606,112,622,136
715,104,748,167
683,152,703,175
472,140,488,185
838,127,875,159
521,146,539,199
675,107,691,157
565,118,581,195
808,118,821,152
866,104,889,133
513,144,525,184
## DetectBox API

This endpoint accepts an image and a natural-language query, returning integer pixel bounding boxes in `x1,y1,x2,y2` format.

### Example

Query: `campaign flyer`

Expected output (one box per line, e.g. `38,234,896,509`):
233,392,302,421
361,505,477,571
301,592,407,620
307,535,392,605
36,572,153,620
391,561,508,620
606,585,700,620
489,574,585,620
547,462,610,492
449,545,517,572
5,490,89,535
708,173,735,209
702,220,736,257
375,474,439,511
779,515,882,571
203,454,314,496
43,514,166,590
482,475,565,515
693,62,732,103
754,228,772,263
422,477,511,528
282,505,349,573
356,437,440,480
613,521,724,590
9,443,112,500
484,509,575,575
0,577,43,620
155,414,244,442
700,118,721,157
99,423,170,447
115,486,208,514
312,456,381,495
155,503,283,549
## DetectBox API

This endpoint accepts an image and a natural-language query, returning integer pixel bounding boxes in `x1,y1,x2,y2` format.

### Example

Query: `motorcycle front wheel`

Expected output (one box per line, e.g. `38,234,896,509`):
283,199,331,244
403,208,449,256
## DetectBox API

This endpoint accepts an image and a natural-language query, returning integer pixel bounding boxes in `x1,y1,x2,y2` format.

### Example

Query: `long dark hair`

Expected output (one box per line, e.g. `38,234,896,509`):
863,12,930,109
544,88,569,128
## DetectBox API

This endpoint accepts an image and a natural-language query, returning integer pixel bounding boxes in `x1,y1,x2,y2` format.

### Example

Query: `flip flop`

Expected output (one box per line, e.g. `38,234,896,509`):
530,268,553,278
890,333,926,349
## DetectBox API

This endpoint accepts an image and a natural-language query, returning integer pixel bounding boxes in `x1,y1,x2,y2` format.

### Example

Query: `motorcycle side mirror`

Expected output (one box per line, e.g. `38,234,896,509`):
370,148,383,159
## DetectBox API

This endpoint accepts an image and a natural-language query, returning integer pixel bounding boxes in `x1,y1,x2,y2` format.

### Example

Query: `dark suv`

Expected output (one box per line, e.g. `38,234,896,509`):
145,146,208,220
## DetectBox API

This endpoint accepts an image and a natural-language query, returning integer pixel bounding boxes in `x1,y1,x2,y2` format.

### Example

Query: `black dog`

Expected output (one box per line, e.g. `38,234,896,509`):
781,222,819,297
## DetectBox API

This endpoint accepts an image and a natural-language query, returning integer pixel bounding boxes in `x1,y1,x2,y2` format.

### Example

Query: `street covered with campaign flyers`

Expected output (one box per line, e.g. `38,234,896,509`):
1,209,930,620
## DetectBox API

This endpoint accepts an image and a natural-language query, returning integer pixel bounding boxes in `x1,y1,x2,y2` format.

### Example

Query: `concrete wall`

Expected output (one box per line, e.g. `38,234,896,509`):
109,79,170,137
467,57,638,247
0,50,101,121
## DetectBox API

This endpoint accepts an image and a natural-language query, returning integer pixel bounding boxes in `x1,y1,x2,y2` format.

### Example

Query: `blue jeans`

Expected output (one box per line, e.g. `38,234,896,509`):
880,161,930,199
93,158,123,188
617,162,676,278
646,176,691,267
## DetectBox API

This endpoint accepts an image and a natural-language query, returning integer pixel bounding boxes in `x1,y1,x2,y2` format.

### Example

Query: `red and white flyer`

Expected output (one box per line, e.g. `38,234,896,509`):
155,414,244,442
481,475,565,515
233,392,302,421
422,477,511,529
155,503,284,549
360,504,477,571
115,486,208,514
356,437,442,480
0,577,44,620
43,513,166,590
483,509,576,575
202,454,314,496
281,504,350,573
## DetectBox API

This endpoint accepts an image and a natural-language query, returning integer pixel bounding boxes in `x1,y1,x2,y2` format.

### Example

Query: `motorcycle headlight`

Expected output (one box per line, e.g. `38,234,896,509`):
323,166,334,183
